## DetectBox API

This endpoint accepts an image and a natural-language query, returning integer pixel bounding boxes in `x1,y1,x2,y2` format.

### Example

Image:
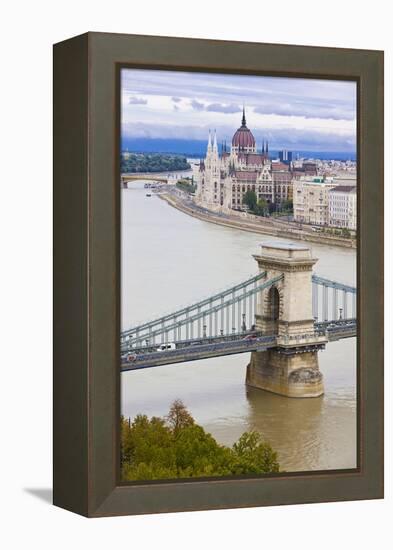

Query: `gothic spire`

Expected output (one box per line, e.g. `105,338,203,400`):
213,129,218,151
241,105,246,127
207,129,212,151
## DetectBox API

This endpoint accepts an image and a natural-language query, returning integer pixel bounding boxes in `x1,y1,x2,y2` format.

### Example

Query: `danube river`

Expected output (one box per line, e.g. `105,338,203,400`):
121,182,357,472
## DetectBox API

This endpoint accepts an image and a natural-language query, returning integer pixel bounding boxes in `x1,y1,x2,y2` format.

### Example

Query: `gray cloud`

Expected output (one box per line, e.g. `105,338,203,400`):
206,102,241,114
122,69,356,122
173,104,179,111
189,101,241,114
253,127,356,151
128,96,148,105
253,101,355,121
190,99,204,111
171,96,181,103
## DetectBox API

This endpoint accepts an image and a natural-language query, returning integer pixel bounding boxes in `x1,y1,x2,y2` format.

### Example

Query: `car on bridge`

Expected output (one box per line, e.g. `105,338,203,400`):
156,342,176,352
242,333,258,341
121,353,137,363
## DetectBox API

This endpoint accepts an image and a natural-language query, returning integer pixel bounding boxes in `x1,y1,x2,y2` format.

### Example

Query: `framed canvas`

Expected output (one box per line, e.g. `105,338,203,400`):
53,32,384,517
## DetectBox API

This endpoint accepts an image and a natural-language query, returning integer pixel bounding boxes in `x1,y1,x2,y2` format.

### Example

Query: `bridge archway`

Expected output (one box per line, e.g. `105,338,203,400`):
263,285,282,334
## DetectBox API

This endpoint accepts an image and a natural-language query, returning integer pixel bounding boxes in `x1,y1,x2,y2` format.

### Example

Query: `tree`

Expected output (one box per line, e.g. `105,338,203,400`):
176,180,197,194
232,431,279,474
120,153,190,174
166,399,194,435
121,401,280,481
173,424,233,477
281,199,293,212
242,190,257,211
254,198,268,216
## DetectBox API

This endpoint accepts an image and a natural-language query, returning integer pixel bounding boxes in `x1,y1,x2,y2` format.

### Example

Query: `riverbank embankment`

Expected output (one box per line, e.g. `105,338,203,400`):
159,192,356,249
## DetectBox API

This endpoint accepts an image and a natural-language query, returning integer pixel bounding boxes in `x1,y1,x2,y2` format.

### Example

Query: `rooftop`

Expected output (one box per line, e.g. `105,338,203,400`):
329,185,357,193
299,178,336,186
235,170,258,181
257,241,316,262
260,241,309,250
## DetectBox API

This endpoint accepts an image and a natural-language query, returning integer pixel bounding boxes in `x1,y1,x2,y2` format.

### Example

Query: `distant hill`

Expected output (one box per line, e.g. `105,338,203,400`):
121,137,356,161
121,152,191,173
122,138,207,157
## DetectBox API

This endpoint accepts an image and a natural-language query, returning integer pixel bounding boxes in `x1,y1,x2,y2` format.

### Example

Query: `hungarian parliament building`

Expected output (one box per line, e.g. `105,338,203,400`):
195,109,316,212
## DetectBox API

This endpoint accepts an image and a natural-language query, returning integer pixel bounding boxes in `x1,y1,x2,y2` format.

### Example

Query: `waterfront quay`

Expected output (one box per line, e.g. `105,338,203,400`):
160,188,356,249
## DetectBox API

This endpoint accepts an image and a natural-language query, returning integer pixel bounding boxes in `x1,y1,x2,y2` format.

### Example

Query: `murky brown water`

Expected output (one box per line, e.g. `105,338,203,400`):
121,182,357,472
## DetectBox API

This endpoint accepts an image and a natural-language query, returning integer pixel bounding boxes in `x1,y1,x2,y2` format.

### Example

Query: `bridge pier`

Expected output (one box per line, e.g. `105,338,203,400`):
246,242,326,398
246,347,324,398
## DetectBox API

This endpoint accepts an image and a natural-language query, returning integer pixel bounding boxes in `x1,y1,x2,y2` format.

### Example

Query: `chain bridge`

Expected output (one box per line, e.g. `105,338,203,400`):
121,242,356,398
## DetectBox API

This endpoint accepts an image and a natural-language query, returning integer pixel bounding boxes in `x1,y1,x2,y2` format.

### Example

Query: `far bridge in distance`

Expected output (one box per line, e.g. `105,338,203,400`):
121,242,356,398
121,169,193,188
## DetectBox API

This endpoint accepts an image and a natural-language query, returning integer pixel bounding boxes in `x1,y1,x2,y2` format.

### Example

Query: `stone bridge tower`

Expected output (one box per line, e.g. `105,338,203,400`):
246,242,327,397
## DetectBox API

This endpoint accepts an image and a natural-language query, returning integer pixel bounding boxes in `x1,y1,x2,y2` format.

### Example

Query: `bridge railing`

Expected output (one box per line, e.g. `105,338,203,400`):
121,334,278,370
312,275,356,323
122,330,266,356
121,274,283,351
121,272,357,353
121,272,270,347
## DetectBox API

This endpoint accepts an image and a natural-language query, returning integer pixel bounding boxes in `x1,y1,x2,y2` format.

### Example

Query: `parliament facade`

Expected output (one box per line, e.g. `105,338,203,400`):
196,109,294,212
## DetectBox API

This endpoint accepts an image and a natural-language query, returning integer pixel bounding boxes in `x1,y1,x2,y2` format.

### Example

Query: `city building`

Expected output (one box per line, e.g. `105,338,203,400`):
279,149,293,164
328,185,357,230
302,161,318,176
293,177,336,225
196,110,354,218
196,109,293,211
271,161,293,203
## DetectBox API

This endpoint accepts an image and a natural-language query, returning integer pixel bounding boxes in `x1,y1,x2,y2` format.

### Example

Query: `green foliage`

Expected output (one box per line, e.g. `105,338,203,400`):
121,400,279,481
280,199,293,212
232,431,280,474
320,226,353,239
176,180,197,194
254,198,268,216
242,190,257,211
341,227,351,238
121,153,190,173
241,192,293,218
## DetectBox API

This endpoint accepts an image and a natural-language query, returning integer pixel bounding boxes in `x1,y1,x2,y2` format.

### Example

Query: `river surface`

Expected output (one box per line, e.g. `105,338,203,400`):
121,182,357,472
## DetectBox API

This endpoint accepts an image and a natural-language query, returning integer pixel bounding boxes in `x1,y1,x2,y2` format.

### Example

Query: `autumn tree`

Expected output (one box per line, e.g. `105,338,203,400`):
165,399,194,435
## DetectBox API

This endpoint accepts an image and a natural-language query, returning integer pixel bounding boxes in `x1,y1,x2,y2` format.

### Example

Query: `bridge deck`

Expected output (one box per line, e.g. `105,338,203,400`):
121,320,356,371
121,335,276,371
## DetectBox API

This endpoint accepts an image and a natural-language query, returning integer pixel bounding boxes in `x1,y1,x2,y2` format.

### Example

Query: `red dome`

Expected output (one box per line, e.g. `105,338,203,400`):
232,109,255,149
232,127,256,149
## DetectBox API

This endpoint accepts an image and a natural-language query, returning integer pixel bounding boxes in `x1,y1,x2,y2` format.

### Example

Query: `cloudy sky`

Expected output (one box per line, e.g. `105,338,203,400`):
121,69,357,153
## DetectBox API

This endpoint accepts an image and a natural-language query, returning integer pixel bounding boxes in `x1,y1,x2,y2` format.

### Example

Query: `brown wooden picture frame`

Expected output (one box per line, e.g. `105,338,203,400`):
53,32,383,517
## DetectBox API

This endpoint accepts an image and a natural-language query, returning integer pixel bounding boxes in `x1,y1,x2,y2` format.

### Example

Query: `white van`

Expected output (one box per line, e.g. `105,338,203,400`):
156,343,176,352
